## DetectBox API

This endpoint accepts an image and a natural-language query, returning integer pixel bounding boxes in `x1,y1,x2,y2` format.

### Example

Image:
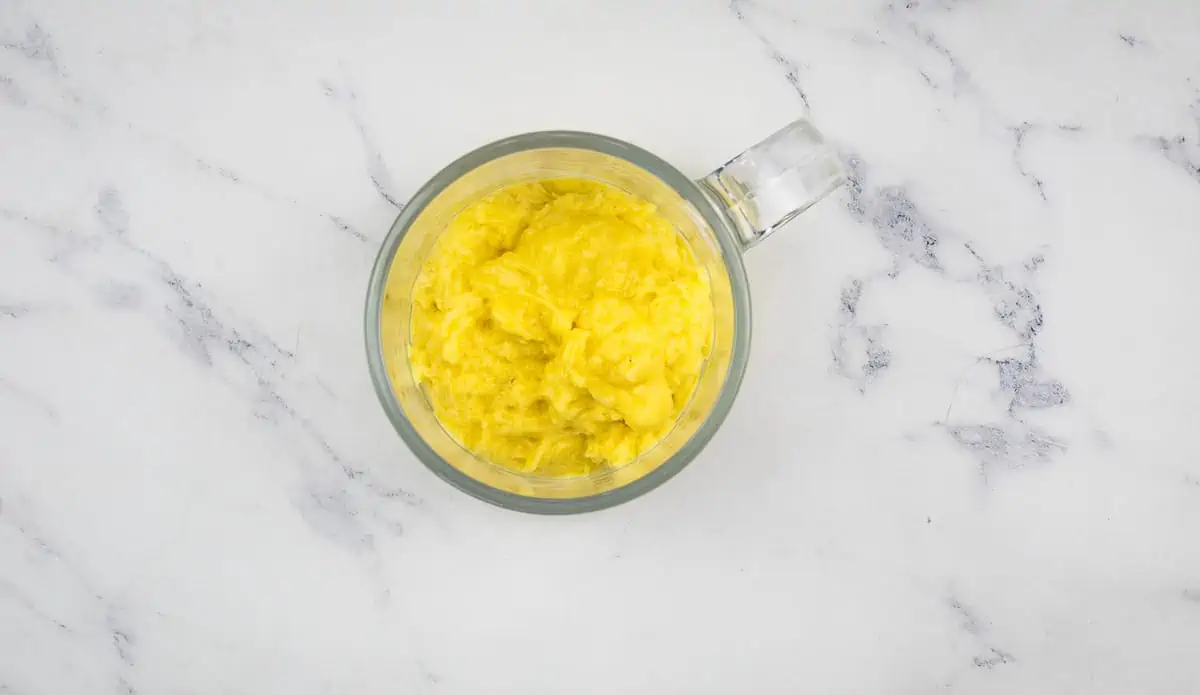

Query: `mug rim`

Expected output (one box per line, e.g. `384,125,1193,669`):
364,130,753,514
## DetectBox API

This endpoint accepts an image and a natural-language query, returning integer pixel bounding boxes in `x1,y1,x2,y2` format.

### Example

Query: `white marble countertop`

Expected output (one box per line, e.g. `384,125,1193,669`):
3,0,1199,692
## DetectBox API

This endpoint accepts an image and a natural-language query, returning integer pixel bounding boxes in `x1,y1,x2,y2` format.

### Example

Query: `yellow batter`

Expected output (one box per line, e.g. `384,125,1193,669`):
393,179,713,477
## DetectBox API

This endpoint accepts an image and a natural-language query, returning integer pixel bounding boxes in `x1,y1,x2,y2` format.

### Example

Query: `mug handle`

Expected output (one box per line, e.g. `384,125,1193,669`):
698,119,846,250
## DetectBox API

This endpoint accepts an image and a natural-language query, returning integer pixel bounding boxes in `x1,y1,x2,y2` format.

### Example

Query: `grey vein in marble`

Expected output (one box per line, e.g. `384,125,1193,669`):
831,278,891,392
1010,123,1047,201
973,647,1017,670
844,155,942,271
946,594,1018,676
991,348,1070,412
908,23,972,95
945,423,1065,467
322,72,404,210
874,2,976,95
967,245,1045,342
1,23,60,73
729,0,811,112
1154,134,1200,185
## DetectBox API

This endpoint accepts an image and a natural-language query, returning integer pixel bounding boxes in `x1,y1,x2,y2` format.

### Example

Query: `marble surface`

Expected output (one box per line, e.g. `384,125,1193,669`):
2,0,1199,692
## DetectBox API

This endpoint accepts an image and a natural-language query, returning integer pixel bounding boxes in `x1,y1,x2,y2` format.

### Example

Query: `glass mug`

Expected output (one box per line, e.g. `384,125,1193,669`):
365,120,845,513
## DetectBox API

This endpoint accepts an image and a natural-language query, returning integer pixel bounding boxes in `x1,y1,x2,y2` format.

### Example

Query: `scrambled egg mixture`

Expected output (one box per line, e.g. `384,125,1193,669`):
397,179,713,477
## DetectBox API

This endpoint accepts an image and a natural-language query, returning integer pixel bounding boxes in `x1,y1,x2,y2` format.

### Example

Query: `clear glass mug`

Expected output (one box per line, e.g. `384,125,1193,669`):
365,121,845,513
